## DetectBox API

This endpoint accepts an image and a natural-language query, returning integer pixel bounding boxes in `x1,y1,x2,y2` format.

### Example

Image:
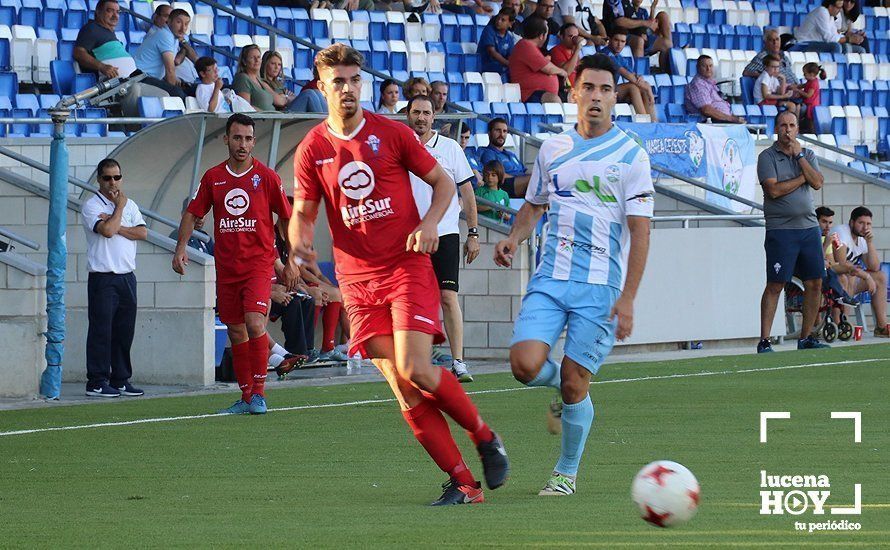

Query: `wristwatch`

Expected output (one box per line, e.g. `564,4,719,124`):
796,152,805,160
467,227,479,238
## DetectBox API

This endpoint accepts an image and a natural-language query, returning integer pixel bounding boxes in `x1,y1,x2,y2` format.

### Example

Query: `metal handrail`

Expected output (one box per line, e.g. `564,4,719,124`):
653,165,764,211
797,134,890,171
0,145,210,243
0,227,40,250
0,118,163,124
652,214,763,228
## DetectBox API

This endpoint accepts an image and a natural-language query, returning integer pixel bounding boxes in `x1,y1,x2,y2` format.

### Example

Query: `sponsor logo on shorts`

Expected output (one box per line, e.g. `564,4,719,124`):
413,314,435,326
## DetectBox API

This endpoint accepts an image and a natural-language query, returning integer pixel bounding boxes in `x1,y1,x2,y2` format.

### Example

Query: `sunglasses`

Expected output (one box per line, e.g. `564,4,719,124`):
100,174,122,182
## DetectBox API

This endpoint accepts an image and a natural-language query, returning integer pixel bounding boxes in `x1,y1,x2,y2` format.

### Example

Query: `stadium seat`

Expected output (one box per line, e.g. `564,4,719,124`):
15,93,38,114
350,10,370,41
73,72,96,94
740,76,755,105
138,96,164,119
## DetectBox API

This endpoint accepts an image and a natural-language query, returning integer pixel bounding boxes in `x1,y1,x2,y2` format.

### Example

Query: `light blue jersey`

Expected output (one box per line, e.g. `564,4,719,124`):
512,125,654,375
526,125,654,290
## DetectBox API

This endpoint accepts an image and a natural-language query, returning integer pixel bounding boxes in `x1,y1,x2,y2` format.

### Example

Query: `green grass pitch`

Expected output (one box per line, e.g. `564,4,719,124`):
0,344,887,548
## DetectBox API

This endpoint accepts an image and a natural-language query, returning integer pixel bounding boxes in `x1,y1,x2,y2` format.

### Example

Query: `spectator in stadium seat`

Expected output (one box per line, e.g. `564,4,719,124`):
558,0,607,46
599,31,658,121
475,160,511,222
837,0,870,52
290,66,328,114
478,117,530,197
260,51,298,111
194,57,256,114
233,45,277,112
502,0,525,29
132,8,193,99
815,206,861,310
376,78,400,114
792,0,865,53
829,206,890,337
684,55,746,123
272,230,319,361
74,0,171,116
429,81,454,135
459,125,483,187
753,54,799,118
81,158,147,397
602,0,673,73
743,29,800,95
509,16,567,104
799,62,824,132
169,198,214,255
397,77,431,113
478,7,516,81
517,0,560,37
549,23,583,97
756,111,827,353
146,4,171,37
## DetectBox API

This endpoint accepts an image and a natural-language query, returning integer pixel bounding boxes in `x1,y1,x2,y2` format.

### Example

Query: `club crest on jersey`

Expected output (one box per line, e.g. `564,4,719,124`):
366,135,380,154
251,173,261,190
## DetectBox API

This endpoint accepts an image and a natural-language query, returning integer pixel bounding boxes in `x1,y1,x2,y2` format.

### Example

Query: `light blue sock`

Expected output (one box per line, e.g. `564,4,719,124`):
554,394,594,476
527,358,561,389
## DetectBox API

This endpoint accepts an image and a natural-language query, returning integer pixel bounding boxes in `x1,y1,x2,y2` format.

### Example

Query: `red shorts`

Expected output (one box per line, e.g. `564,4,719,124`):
341,264,445,358
216,276,272,325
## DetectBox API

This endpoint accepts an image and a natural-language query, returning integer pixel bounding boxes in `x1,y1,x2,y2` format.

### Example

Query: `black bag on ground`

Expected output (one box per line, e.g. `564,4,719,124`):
215,347,235,382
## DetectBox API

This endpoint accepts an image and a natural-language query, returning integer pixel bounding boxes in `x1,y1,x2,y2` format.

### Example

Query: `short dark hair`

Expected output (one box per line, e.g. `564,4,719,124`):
153,4,170,15
815,206,835,219
487,117,508,132
558,22,578,35
482,160,505,184
522,16,548,40
195,56,216,75
575,54,619,87
168,8,190,21
822,0,842,7
406,94,433,113
696,54,712,71
497,6,516,20
226,113,255,135
95,0,117,14
97,157,120,175
775,109,798,127
763,54,780,66
850,206,873,222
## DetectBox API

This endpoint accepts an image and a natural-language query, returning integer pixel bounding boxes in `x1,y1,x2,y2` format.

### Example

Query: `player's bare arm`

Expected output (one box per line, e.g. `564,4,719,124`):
283,198,319,288
408,164,454,255
172,211,199,275
494,201,547,268
609,215,651,341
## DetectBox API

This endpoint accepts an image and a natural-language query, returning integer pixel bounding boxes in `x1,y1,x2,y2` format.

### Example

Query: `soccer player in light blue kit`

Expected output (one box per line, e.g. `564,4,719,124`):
495,54,654,496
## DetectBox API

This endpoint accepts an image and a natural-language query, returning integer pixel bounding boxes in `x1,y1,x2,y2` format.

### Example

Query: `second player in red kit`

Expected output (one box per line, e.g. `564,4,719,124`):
285,44,509,506
173,113,292,415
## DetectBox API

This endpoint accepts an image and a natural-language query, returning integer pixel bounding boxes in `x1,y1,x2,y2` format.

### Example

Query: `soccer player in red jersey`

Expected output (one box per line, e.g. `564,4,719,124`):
173,113,292,415
283,44,510,506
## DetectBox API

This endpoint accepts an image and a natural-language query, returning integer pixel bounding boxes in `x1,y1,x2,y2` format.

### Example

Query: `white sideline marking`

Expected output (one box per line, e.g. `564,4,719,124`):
0,358,884,438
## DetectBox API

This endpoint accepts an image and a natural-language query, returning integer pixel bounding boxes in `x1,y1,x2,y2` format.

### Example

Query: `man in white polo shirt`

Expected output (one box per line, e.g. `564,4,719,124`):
81,158,148,397
406,95,480,382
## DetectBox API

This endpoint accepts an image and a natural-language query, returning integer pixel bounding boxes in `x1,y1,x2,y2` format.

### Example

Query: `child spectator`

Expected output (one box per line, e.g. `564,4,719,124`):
194,56,254,113
478,7,516,80
800,62,824,125
475,160,511,223
754,54,798,117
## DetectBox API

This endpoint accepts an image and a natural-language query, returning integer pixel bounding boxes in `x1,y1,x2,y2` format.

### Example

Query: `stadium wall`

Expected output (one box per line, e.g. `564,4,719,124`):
0,251,46,398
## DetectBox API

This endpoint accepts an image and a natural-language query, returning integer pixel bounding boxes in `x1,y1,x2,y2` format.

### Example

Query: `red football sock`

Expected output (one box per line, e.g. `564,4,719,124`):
249,333,269,397
402,399,476,486
231,341,252,403
425,370,494,446
321,302,342,352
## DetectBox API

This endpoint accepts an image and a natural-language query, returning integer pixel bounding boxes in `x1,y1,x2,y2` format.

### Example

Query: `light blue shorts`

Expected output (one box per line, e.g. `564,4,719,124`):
510,274,619,375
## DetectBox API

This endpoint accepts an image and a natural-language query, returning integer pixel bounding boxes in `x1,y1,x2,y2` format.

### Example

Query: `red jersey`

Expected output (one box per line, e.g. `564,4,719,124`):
188,158,291,284
293,111,439,284
803,78,820,119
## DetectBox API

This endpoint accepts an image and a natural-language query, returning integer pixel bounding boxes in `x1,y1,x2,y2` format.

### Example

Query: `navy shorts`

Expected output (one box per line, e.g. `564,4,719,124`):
764,227,825,283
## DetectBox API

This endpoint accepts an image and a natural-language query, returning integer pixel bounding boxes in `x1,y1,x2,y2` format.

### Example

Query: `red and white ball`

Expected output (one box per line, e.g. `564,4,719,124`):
631,460,700,528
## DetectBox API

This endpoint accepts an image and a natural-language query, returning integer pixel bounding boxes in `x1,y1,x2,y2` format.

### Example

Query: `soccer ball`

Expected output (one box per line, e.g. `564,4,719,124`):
631,460,700,528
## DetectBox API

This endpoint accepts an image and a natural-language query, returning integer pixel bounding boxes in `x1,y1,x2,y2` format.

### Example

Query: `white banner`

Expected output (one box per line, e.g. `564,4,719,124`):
697,124,758,214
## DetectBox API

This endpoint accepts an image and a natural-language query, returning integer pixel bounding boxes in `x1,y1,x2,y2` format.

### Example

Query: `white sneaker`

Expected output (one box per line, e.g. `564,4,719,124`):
451,359,474,383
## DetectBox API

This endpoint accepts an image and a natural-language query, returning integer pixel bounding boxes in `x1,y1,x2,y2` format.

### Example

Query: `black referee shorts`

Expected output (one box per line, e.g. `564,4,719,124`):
430,233,460,292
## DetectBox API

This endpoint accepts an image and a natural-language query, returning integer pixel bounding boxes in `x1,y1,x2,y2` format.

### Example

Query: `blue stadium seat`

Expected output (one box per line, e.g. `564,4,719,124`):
138,97,163,119
813,106,832,134
745,104,764,125
655,74,671,104
234,7,256,35
292,8,310,37
876,80,889,109
42,8,63,34
74,72,97,94
0,108,8,137
369,12,388,41
214,14,233,36
0,38,9,71
445,43,463,72
527,102,545,132
846,80,861,105
0,71,16,99
740,76,755,105
39,94,61,110
457,14,474,42
15,94,39,115
509,102,529,133
64,8,88,29
10,109,31,138
0,6,14,27
441,13,459,42
80,107,107,138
